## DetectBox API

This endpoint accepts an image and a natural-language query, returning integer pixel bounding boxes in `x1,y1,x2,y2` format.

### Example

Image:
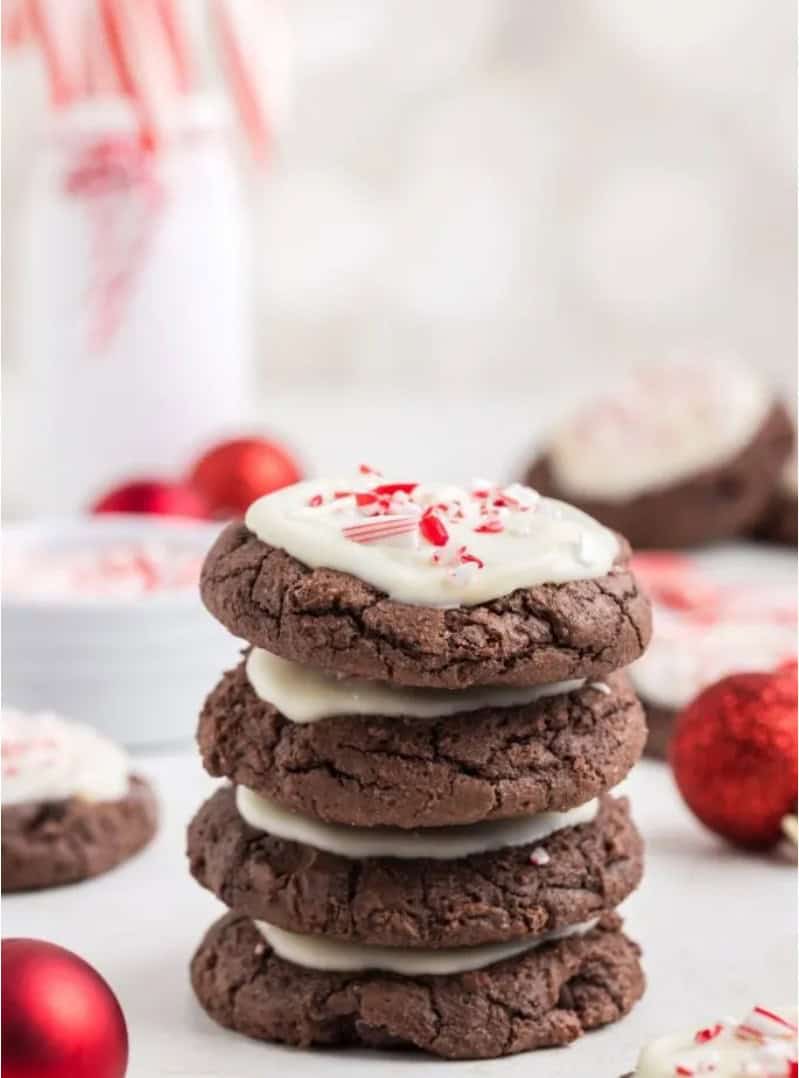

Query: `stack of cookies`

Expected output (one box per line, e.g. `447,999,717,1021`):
188,474,652,1061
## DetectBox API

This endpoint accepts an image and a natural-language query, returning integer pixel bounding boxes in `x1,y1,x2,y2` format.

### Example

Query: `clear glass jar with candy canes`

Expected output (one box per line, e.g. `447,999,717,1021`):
13,92,252,513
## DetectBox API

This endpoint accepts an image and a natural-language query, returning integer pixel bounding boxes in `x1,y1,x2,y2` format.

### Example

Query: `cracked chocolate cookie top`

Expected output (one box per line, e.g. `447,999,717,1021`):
200,518,650,689
198,664,646,828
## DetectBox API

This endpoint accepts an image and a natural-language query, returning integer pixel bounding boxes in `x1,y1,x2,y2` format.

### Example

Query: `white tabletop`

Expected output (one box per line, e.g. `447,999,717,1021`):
3,747,796,1078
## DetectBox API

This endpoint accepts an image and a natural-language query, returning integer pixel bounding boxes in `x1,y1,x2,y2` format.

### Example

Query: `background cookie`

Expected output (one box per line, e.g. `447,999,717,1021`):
627,557,796,760
752,456,797,547
524,361,792,549
3,777,158,893
200,522,651,689
190,910,644,1060
198,664,646,828
1,710,157,892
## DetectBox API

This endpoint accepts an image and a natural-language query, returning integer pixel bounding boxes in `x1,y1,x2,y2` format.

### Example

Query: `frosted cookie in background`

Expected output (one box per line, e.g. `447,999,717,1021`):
753,452,798,547
623,1004,797,1077
628,552,796,759
525,358,793,549
1,710,158,892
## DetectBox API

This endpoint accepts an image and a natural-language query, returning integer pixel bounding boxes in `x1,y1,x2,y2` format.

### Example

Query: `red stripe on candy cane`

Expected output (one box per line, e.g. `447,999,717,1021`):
85,4,123,97
2,0,31,47
27,0,79,106
751,1007,798,1035
153,0,194,93
212,0,271,162
342,517,418,544
99,0,156,147
99,0,181,149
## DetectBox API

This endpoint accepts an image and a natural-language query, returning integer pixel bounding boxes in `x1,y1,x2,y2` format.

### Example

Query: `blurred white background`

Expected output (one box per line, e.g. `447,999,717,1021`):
2,0,796,497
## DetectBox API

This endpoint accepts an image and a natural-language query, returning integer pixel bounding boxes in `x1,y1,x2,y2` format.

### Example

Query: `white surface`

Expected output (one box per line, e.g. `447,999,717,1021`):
3,752,796,1078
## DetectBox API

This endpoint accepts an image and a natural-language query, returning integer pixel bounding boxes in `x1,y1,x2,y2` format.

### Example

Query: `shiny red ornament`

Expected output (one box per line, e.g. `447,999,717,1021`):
2,939,128,1078
91,479,209,519
670,662,798,847
188,437,301,517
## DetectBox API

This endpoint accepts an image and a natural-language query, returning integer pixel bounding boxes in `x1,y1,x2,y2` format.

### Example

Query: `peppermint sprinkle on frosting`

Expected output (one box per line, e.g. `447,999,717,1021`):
632,1005,797,1078
245,475,619,607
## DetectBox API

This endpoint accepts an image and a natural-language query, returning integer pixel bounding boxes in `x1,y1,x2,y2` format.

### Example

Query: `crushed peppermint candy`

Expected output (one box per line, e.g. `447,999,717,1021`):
738,1009,798,1043
3,543,203,601
529,847,550,866
304,475,554,578
636,1008,797,1078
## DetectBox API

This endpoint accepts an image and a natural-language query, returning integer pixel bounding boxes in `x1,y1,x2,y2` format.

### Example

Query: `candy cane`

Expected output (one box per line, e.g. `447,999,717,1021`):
26,0,80,106
99,0,184,148
153,0,194,93
209,0,288,161
342,516,419,544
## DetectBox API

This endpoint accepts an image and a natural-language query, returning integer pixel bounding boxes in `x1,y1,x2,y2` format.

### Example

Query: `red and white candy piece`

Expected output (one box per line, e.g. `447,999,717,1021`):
341,515,419,545
737,1008,798,1043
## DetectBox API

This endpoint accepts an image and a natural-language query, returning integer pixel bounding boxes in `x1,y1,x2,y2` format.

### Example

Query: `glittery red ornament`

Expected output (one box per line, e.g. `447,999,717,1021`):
670,662,798,847
188,437,302,517
2,939,128,1078
91,479,209,519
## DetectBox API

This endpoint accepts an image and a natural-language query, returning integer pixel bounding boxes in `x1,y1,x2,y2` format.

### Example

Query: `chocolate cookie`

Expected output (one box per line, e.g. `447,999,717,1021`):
527,402,793,550
191,910,644,1060
753,484,798,547
198,664,646,828
188,787,643,948
200,523,651,690
641,702,675,761
2,776,158,893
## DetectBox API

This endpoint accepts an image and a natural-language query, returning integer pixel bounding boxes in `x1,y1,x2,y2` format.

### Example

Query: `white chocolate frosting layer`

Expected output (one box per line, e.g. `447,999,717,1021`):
255,917,599,975
633,1005,797,1077
630,615,796,710
246,648,586,724
546,358,773,502
236,785,600,860
1,710,129,806
244,477,618,607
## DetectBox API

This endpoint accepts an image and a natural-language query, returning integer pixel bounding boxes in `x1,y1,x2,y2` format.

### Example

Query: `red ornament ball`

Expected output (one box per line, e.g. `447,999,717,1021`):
188,436,301,517
91,479,209,519
2,939,128,1078
670,662,798,847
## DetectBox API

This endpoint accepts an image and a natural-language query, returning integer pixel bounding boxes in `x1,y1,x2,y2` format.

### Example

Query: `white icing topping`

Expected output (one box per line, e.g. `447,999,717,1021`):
630,614,796,710
1,710,130,806
633,1006,797,1077
255,917,599,975
236,785,600,859
546,358,773,501
244,478,618,607
246,648,586,724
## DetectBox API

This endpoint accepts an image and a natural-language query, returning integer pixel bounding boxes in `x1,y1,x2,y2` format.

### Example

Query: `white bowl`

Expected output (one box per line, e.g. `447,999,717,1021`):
2,515,242,748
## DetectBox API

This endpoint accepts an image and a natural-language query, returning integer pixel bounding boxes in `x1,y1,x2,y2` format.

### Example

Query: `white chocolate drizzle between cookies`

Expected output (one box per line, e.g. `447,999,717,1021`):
245,648,587,724
255,916,599,976
236,785,601,860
